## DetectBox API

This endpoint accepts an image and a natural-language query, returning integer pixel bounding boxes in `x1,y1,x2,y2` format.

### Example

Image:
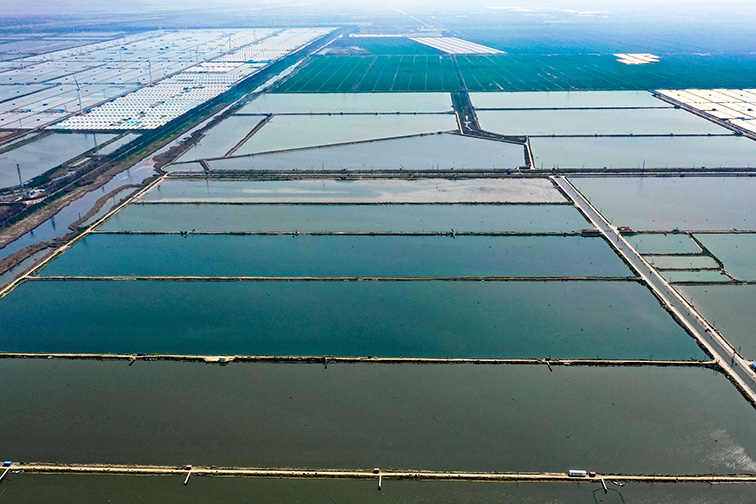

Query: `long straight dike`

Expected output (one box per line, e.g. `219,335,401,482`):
552,176,756,406
8,463,756,483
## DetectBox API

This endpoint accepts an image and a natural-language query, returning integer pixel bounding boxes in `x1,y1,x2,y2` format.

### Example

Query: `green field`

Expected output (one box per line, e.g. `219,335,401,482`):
276,55,459,92
277,53,756,92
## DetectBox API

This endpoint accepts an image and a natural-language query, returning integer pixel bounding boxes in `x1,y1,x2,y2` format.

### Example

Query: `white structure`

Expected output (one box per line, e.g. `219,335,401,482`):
409,37,503,55
657,88,756,134
614,53,660,65
0,28,334,130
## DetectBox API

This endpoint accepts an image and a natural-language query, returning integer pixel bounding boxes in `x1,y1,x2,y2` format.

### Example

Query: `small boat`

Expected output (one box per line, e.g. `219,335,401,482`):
612,481,624,487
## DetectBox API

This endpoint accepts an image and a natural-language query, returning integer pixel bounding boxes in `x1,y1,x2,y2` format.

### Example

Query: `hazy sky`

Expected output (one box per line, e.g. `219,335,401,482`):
3,0,756,15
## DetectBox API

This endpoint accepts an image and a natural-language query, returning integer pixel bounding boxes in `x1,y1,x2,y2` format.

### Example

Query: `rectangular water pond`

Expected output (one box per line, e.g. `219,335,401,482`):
3,475,756,504
572,177,756,231
477,108,727,136
1,361,752,474
141,178,565,204
470,91,669,109
0,280,703,359
681,284,756,357
39,235,630,278
647,255,719,270
176,115,264,162
532,136,756,169
625,234,701,254
204,133,527,172
99,203,588,233
663,270,731,283
236,92,453,114
695,234,756,281
235,114,458,155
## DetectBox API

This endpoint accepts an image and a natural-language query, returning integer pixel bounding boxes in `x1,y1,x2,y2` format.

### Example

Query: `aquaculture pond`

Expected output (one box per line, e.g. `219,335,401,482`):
141,178,565,204
532,136,756,170
0,280,702,359
0,361,751,474
237,92,453,114
176,115,264,162
572,177,756,230
680,284,756,357
99,203,588,233
477,108,726,136
200,133,527,171
235,114,458,155
695,233,756,281
470,90,669,109
39,234,630,278
625,233,702,254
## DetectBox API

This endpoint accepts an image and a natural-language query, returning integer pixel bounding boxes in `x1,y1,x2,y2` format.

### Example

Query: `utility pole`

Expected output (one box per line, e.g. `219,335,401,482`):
73,77,82,113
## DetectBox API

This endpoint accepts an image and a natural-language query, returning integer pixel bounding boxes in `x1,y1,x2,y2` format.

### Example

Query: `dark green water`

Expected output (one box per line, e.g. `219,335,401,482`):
2,474,755,504
0,280,703,359
695,234,756,281
680,284,756,358
0,361,753,473
99,203,588,233
39,235,629,278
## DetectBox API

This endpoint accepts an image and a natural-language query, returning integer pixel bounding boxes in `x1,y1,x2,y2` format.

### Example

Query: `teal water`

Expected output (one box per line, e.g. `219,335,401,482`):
478,108,727,136
0,280,703,359
99,203,588,233
647,255,719,269
573,177,756,231
2,474,755,504
625,234,701,254
532,136,756,169
695,234,756,281
0,361,751,473
39,235,629,278
662,270,731,283
142,178,564,204
681,285,756,357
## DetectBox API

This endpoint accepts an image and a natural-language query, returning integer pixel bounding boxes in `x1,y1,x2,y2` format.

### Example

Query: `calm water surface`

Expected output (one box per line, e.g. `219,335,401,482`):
0,361,752,473
533,137,756,169
572,177,756,230
680,284,756,357
0,280,702,359
100,203,587,233
39,235,629,278
695,234,756,281
1,474,755,504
